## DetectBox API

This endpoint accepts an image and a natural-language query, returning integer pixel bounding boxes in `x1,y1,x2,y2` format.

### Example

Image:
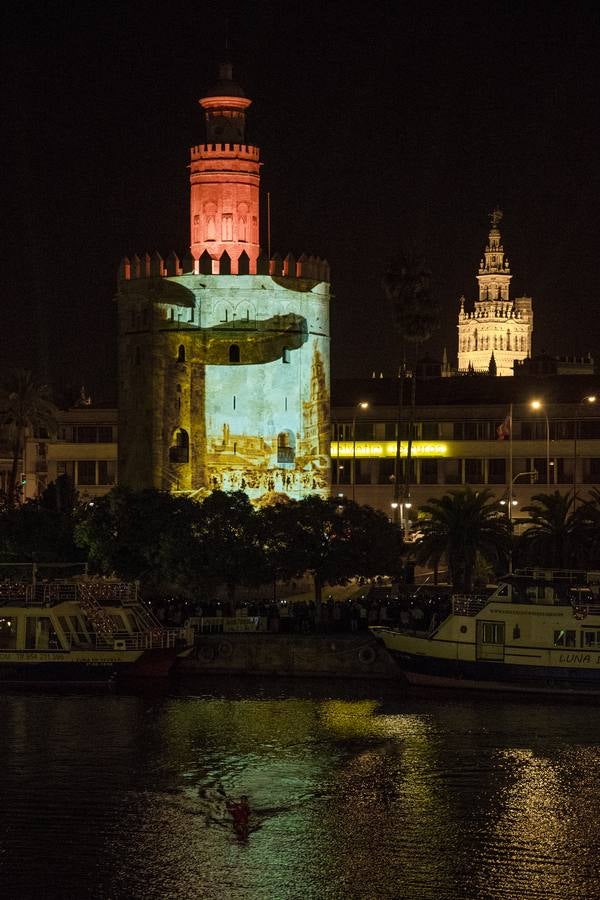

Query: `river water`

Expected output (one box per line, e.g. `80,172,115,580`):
2,677,600,900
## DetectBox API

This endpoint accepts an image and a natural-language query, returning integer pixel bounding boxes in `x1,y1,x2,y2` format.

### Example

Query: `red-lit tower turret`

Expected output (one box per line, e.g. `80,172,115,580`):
190,63,260,273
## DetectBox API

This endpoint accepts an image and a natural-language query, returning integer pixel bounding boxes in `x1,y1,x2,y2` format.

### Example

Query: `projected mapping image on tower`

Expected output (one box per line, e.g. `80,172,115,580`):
117,64,331,501
204,335,330,501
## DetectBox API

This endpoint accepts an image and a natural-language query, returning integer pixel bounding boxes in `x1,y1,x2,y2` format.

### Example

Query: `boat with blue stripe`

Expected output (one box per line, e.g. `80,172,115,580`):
371,569,600,695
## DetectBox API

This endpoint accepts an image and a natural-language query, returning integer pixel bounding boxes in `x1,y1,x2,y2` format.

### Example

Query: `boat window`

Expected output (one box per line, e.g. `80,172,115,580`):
583,631,600,648
0,616,17,650
109,614,126,632
25,616,62,650
496,583,509,597
553,629,576,648
481,623,503,644
69,615,90,645
512,625,521,640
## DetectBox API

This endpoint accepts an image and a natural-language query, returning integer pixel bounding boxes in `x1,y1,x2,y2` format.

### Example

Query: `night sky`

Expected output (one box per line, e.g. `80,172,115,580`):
5,2,600,402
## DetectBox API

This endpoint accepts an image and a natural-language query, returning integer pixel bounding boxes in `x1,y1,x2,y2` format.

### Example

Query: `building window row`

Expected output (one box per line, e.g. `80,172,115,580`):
334,419,600,441
333,457,600,487
57,426,115,443
57,460,117,486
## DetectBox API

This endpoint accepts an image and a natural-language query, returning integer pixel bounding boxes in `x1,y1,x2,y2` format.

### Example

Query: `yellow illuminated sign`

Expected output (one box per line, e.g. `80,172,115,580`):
331,441,448,458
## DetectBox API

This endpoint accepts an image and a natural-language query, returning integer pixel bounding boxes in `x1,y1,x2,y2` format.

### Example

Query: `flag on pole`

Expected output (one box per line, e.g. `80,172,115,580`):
497,411,512,440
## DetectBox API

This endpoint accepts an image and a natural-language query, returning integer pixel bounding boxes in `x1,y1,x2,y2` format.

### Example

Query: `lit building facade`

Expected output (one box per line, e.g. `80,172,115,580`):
332,373,600,528
21,405,118,502
457,210,533,376
116,65,331,500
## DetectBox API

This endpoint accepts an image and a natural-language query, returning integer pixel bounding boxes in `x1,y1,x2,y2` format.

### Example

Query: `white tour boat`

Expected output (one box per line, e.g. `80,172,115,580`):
371,569,600,695
0,575,193,685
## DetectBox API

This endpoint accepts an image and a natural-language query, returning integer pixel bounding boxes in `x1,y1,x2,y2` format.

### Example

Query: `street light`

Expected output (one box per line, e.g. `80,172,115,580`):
530,400,550,485
500,470,538,520
574,394,597,508
352,401,369,502
391,499,412,535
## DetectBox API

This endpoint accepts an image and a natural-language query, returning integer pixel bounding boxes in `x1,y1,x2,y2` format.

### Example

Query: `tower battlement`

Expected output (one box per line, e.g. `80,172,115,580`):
190,143,260,161
118,250,330,283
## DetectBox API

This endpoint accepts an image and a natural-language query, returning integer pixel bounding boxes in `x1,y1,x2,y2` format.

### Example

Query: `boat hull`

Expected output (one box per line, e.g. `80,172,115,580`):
0,648,184,685
381,645,600,695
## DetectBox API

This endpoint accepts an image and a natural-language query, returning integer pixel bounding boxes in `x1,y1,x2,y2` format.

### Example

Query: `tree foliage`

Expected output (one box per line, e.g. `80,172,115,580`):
415,488,511,592
382,251,439,345
0,369,58,506
516,490,581,569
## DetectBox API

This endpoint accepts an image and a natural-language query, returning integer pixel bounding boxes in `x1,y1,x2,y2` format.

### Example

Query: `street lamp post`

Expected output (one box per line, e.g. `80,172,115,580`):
391,500,412,536
574,395,596,509
500,470,538,573
352,401,369,502
530,400,550,485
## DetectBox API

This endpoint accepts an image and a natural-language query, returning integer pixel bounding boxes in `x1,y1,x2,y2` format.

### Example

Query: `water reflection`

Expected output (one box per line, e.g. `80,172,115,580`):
1,682,600,899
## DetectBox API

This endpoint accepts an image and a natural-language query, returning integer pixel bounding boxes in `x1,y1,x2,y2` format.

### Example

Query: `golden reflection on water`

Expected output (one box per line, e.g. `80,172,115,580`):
4,690,600,899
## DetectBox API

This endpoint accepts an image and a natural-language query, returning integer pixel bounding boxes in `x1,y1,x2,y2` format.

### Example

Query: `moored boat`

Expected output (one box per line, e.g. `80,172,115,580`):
371,569,600,695
0,574,193,685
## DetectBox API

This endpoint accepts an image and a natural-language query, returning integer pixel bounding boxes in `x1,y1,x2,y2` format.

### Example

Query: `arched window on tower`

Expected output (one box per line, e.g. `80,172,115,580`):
206,216,216,241
177,345,186,363
169,428,189,464
277,430,295,465
239,217,247,242
229,344,240,363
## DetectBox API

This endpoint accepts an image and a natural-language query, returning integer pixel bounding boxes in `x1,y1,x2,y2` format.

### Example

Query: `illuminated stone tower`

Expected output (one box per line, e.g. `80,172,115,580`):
457,210,533,376
117,65,331,500
190,63,260,272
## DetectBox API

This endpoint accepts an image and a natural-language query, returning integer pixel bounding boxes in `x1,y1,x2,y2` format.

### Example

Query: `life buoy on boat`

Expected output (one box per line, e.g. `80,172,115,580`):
198,644,216,662
218,640,233,659
358,645,377,665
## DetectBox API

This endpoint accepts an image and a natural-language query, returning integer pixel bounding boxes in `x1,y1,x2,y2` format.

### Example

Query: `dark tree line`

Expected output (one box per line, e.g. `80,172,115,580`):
0,486,404,600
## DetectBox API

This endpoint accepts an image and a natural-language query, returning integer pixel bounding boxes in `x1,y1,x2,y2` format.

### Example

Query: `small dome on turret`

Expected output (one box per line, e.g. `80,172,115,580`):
203,62,246,99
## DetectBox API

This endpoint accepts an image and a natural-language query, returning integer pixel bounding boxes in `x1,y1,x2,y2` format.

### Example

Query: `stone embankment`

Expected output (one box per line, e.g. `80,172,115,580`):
179,633,398,679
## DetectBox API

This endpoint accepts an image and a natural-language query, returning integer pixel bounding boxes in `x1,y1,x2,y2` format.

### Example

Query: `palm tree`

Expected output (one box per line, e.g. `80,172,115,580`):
575,487,600,568
1,369,58,506
382,251,439,510
517,490,581,569
415,488,511,593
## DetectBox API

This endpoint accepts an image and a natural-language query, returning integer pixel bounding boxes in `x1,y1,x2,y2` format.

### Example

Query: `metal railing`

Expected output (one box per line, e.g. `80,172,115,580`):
452,595,489,616
0,580,139,607
187,616,262,634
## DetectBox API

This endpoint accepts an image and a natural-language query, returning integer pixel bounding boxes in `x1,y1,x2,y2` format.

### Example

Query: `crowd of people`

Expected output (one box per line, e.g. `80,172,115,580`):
150,588,455,635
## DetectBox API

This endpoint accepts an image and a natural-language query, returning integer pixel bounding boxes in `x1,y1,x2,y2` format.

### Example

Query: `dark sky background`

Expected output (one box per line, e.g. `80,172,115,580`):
5,1,600,402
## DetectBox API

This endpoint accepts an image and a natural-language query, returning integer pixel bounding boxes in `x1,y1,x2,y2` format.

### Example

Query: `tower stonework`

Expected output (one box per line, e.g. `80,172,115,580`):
117,66,331,501
190,63,260,272
457,210,533,376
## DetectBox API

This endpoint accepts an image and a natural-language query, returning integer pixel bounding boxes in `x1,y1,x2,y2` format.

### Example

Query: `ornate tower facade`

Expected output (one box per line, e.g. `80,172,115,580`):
117,65,331,501
457,210,533,376
190,64,260,272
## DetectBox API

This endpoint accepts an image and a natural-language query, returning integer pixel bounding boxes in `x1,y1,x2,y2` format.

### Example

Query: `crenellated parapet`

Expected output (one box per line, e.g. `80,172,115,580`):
118,250,330,283
190,143,260,161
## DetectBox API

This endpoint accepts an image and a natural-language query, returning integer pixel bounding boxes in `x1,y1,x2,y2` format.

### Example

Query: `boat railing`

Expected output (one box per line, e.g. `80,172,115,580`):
93,628,190,651
187,616,262,634
452,595,489,616
572,603,600,619
0,580,139,607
